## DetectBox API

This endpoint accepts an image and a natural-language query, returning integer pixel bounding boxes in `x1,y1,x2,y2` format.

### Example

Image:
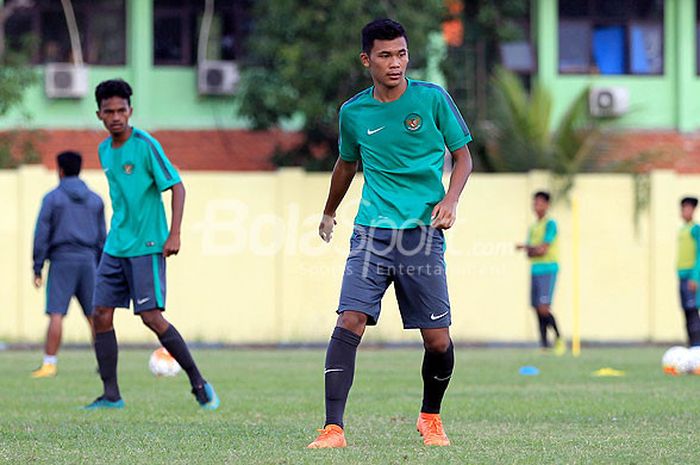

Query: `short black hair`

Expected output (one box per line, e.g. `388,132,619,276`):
534,191,551,202
57,151,82,176
361,18,408,54
95,79,132,109
681,196,698,208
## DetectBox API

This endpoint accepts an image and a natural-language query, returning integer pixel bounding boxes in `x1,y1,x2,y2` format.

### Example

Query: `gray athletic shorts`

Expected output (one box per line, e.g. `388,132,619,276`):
531,272,557,308
680,278,699,310
337,225,451,329
46,260,95,316
93,253,167,313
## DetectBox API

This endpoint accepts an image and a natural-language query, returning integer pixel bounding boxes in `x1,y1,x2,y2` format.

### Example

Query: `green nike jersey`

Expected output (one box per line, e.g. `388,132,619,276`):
678,222,700,279
527,216,559,275
98,127,181,257
339,78,472,228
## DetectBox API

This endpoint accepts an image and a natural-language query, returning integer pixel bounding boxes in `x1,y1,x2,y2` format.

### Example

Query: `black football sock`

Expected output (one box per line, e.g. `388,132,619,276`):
421,341,455,414
683,308,700,347
158,324,205,389
94,330,120,401
546,314,561,338
538,314,549,347
324,326,361,428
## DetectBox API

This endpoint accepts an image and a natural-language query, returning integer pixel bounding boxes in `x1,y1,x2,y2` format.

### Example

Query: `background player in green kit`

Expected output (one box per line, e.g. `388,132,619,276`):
85,79,219,410
308,19,473,448
517,191,565,354
676,196,700,346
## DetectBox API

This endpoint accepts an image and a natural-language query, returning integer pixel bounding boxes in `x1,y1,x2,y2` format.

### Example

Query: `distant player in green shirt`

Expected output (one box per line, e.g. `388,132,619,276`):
85,79,219,410
517,191,565,354
676,196,700,346
308,19,473,449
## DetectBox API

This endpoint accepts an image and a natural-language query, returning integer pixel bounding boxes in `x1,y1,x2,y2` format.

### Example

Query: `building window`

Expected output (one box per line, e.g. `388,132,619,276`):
3,0,126,65
558,0,664,75
154,0,252,66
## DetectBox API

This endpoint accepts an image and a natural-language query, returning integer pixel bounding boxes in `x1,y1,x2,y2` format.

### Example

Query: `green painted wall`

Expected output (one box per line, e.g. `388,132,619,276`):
536,0,700,132
0,0,246,131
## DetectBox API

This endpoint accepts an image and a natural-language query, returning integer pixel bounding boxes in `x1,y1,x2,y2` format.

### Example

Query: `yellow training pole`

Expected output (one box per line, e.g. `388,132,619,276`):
572,195,581,357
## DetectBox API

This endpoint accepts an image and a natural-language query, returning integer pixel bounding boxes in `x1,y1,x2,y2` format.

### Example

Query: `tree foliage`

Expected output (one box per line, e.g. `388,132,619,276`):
0,2,40,168
239,0,444,170
483,68,606,197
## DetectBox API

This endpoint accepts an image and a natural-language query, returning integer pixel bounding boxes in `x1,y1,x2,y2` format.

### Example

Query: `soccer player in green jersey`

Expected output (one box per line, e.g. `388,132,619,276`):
84,79,219,410
517,191,565,354
677,196,700,346
308,19,473,448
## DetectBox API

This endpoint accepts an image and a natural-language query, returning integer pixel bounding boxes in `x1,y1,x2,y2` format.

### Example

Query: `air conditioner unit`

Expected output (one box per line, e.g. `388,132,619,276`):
198,61,239,95
45,64,88,99
589,87,630,117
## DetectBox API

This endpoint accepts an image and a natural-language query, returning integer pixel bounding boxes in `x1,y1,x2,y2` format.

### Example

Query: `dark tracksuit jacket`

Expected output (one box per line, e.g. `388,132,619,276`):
33,176,106,276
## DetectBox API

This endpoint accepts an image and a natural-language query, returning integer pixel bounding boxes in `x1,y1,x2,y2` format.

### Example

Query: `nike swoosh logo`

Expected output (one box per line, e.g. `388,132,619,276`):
324,368,344,374
430,311,449,321
367,126,385,135
434,374,452,382
137,297,151,305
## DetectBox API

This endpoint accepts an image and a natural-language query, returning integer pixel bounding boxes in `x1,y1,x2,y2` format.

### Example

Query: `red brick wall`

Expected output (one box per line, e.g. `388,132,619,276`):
7,128,700,173
602,131,700,173
8,129,303,171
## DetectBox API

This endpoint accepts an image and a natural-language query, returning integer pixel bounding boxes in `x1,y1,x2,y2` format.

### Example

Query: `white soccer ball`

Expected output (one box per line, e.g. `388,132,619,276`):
686,347,700,375
148,348,181,377
662,346,691,375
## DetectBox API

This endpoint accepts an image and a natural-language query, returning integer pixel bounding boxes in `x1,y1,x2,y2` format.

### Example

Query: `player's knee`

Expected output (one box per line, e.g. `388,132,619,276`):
93,307,113,331
424,338,451,353
140,311,167,333
337,311,367,335
536,305,551,317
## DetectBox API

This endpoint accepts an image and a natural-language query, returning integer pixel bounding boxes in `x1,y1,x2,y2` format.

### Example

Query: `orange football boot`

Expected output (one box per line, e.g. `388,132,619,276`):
307,424,347,449
416,412,450,446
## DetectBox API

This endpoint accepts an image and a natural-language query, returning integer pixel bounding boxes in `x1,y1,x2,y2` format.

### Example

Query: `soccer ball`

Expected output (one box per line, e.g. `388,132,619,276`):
686,347,700,375
148,348,181,377
661,346,691,375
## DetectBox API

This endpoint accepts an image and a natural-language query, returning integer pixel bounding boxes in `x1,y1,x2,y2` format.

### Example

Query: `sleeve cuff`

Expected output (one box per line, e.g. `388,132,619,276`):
158,177,181,192
339,152,360,162
447,134,472,153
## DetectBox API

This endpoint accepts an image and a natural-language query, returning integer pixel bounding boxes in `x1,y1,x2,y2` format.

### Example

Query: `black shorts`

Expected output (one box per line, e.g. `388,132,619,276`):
337,225,451,329
93,253,167,313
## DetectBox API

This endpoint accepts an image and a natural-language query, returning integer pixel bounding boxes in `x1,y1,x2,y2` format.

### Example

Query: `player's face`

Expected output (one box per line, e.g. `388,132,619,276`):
681,204,696,222
361,37,409,89
96,97,133,136
533,197,549,218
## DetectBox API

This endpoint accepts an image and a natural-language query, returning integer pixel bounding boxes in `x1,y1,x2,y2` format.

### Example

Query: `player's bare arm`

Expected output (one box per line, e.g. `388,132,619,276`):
319,158,359,242
163,181,186,257
431,145,472,230
527,243,550,257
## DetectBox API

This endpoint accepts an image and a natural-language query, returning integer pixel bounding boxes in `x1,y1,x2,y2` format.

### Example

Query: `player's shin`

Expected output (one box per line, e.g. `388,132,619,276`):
537,314,549,347
324,326,361,428
94,329,120,400
158,324,205,389
683,308,700,346
420,341,454,414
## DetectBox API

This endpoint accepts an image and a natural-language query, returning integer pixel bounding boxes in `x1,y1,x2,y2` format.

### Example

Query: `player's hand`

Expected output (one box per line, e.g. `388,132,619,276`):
163,233,181,257
431,197,458,230
319,214,337,243
690,280,698,292
515,244,526,251
33,274,42,288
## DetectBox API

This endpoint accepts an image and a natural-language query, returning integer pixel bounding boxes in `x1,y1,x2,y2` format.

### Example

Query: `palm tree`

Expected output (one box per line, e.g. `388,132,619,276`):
482,68,606,195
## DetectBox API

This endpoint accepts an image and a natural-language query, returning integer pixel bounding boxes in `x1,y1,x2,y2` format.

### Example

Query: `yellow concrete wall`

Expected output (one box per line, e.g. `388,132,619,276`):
0,167,695,344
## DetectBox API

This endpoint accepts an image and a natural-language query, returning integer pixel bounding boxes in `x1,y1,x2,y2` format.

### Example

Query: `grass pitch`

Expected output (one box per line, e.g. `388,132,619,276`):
0,346,698,464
